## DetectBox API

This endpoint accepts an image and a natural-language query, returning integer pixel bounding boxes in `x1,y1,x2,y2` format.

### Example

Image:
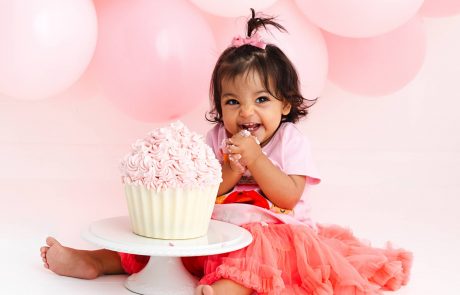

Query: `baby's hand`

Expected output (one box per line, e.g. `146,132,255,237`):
228,153,246,174
221,139,246,174
221,138,245,174
227,130,261,167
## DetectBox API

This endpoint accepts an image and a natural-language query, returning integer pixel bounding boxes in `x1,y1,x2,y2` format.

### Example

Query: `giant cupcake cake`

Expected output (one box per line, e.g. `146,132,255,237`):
120,121,222,239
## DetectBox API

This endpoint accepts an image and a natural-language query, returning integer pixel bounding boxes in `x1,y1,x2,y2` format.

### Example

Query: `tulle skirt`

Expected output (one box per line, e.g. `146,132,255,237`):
119,223,412,295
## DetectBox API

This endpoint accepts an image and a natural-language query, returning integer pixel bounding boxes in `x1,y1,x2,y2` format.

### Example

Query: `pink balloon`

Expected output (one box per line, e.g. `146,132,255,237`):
203,0,328,101
93,0,216,122
201,14,241,52
0,0,97,100
294,0,424,38
189,0,278,17
419,0,460,18
324,17,426,96
265,1,328,100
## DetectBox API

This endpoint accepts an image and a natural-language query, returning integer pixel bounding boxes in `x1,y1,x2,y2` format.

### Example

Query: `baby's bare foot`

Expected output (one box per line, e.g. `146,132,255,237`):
40,237,102,279
195,285,214,295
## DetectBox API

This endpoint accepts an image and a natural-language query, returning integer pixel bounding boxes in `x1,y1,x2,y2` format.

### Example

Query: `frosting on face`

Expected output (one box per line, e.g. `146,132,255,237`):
120,121,222,191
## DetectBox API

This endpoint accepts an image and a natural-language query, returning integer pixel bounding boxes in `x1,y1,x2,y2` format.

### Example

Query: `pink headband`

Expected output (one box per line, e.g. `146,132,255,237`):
231,33,266,49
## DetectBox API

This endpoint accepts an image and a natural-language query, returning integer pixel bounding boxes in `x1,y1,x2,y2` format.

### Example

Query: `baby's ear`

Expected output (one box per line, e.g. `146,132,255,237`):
282,102,291,116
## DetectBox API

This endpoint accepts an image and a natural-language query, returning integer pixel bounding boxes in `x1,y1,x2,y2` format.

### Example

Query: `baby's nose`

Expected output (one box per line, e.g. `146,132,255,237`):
239,104,254,117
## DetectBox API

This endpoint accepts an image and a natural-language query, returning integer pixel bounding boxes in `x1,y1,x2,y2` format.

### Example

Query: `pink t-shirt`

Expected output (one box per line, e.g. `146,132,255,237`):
206,122,321,228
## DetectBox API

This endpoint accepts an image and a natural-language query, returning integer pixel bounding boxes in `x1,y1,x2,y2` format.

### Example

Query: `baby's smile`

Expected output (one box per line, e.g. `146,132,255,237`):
240,122,261,133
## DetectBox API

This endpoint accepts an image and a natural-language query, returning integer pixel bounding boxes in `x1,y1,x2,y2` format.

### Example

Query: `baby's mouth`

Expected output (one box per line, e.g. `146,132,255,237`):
240,123,260,133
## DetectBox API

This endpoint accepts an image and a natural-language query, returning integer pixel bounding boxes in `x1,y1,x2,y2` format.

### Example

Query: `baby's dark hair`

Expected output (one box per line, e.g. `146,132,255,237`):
206,9,316,124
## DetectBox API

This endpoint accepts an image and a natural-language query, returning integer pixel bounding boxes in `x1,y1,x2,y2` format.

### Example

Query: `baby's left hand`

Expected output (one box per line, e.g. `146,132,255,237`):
227,130,262,168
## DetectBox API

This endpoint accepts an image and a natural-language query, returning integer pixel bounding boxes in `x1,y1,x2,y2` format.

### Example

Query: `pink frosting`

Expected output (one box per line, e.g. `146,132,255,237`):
120,121,222,190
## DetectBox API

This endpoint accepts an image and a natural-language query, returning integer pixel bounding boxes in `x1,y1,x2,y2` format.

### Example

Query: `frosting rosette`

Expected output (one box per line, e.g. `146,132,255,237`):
120,121,222,191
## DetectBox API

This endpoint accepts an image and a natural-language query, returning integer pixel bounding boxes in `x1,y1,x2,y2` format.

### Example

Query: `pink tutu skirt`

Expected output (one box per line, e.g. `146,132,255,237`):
119,223,412,294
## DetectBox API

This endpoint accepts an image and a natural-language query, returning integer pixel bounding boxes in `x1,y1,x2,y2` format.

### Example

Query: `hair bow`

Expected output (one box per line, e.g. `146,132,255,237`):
231,33,266,49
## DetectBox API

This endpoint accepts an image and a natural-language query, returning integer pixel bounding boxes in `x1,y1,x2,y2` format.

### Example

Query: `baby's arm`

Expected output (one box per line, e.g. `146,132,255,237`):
248,155,305,209
227,133,305,209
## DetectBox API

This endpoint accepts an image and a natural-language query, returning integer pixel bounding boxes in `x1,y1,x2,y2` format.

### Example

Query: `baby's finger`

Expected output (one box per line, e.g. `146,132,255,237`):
230,160,245,173
229,153,242,161
232,133,260,146
227,144,240,154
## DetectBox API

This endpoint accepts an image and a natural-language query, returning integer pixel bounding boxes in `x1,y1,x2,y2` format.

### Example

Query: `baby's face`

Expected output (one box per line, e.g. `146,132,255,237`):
220,71,290,146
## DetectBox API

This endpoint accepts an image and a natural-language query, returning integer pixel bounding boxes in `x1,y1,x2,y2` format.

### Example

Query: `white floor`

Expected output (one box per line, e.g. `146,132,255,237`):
1,151,459,294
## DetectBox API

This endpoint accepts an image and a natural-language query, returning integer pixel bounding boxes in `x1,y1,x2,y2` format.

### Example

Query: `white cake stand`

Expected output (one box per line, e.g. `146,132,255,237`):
81,216,253,295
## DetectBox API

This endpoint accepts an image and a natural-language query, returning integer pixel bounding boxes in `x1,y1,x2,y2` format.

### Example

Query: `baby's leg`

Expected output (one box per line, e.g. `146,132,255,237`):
195,279,252,295
40,237,124,279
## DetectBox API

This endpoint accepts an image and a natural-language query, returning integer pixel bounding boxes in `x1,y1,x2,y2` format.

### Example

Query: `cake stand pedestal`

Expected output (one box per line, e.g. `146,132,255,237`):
81,216,252,295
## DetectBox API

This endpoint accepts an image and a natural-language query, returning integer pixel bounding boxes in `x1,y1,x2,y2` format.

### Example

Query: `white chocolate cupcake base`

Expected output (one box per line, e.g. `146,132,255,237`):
124,184,218,239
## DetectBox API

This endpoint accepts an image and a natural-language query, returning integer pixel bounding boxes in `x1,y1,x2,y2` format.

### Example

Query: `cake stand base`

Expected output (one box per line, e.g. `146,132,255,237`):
125,256,197,295
82,217,252,295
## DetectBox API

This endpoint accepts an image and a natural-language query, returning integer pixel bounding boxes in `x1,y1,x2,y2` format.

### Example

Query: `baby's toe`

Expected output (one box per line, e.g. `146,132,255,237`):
202,285,214,295
46,237,59,247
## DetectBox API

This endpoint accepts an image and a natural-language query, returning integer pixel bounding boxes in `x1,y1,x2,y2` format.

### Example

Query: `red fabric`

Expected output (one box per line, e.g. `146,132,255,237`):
222,190,270,209
118,252,150,274
117,253,206,278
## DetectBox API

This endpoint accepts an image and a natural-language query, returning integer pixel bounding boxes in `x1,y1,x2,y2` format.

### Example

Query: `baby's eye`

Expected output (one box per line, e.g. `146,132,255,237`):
255,96,269,103
225,99,239,105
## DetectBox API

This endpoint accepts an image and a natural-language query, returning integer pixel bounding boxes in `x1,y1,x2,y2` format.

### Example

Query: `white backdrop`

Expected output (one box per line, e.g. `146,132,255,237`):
0,13,459,295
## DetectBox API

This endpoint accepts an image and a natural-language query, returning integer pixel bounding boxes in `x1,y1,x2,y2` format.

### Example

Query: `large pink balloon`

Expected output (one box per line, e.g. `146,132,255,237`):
324,17,426,96
419,0,460,18
265,1,328,100
93,0,216,122
294,0,424,38
0,0,97,100
189,0,278,17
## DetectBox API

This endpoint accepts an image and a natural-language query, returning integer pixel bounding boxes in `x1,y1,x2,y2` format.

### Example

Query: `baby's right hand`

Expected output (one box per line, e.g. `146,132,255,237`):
227,130,261,168
228,153,246,174
221,138,246,174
